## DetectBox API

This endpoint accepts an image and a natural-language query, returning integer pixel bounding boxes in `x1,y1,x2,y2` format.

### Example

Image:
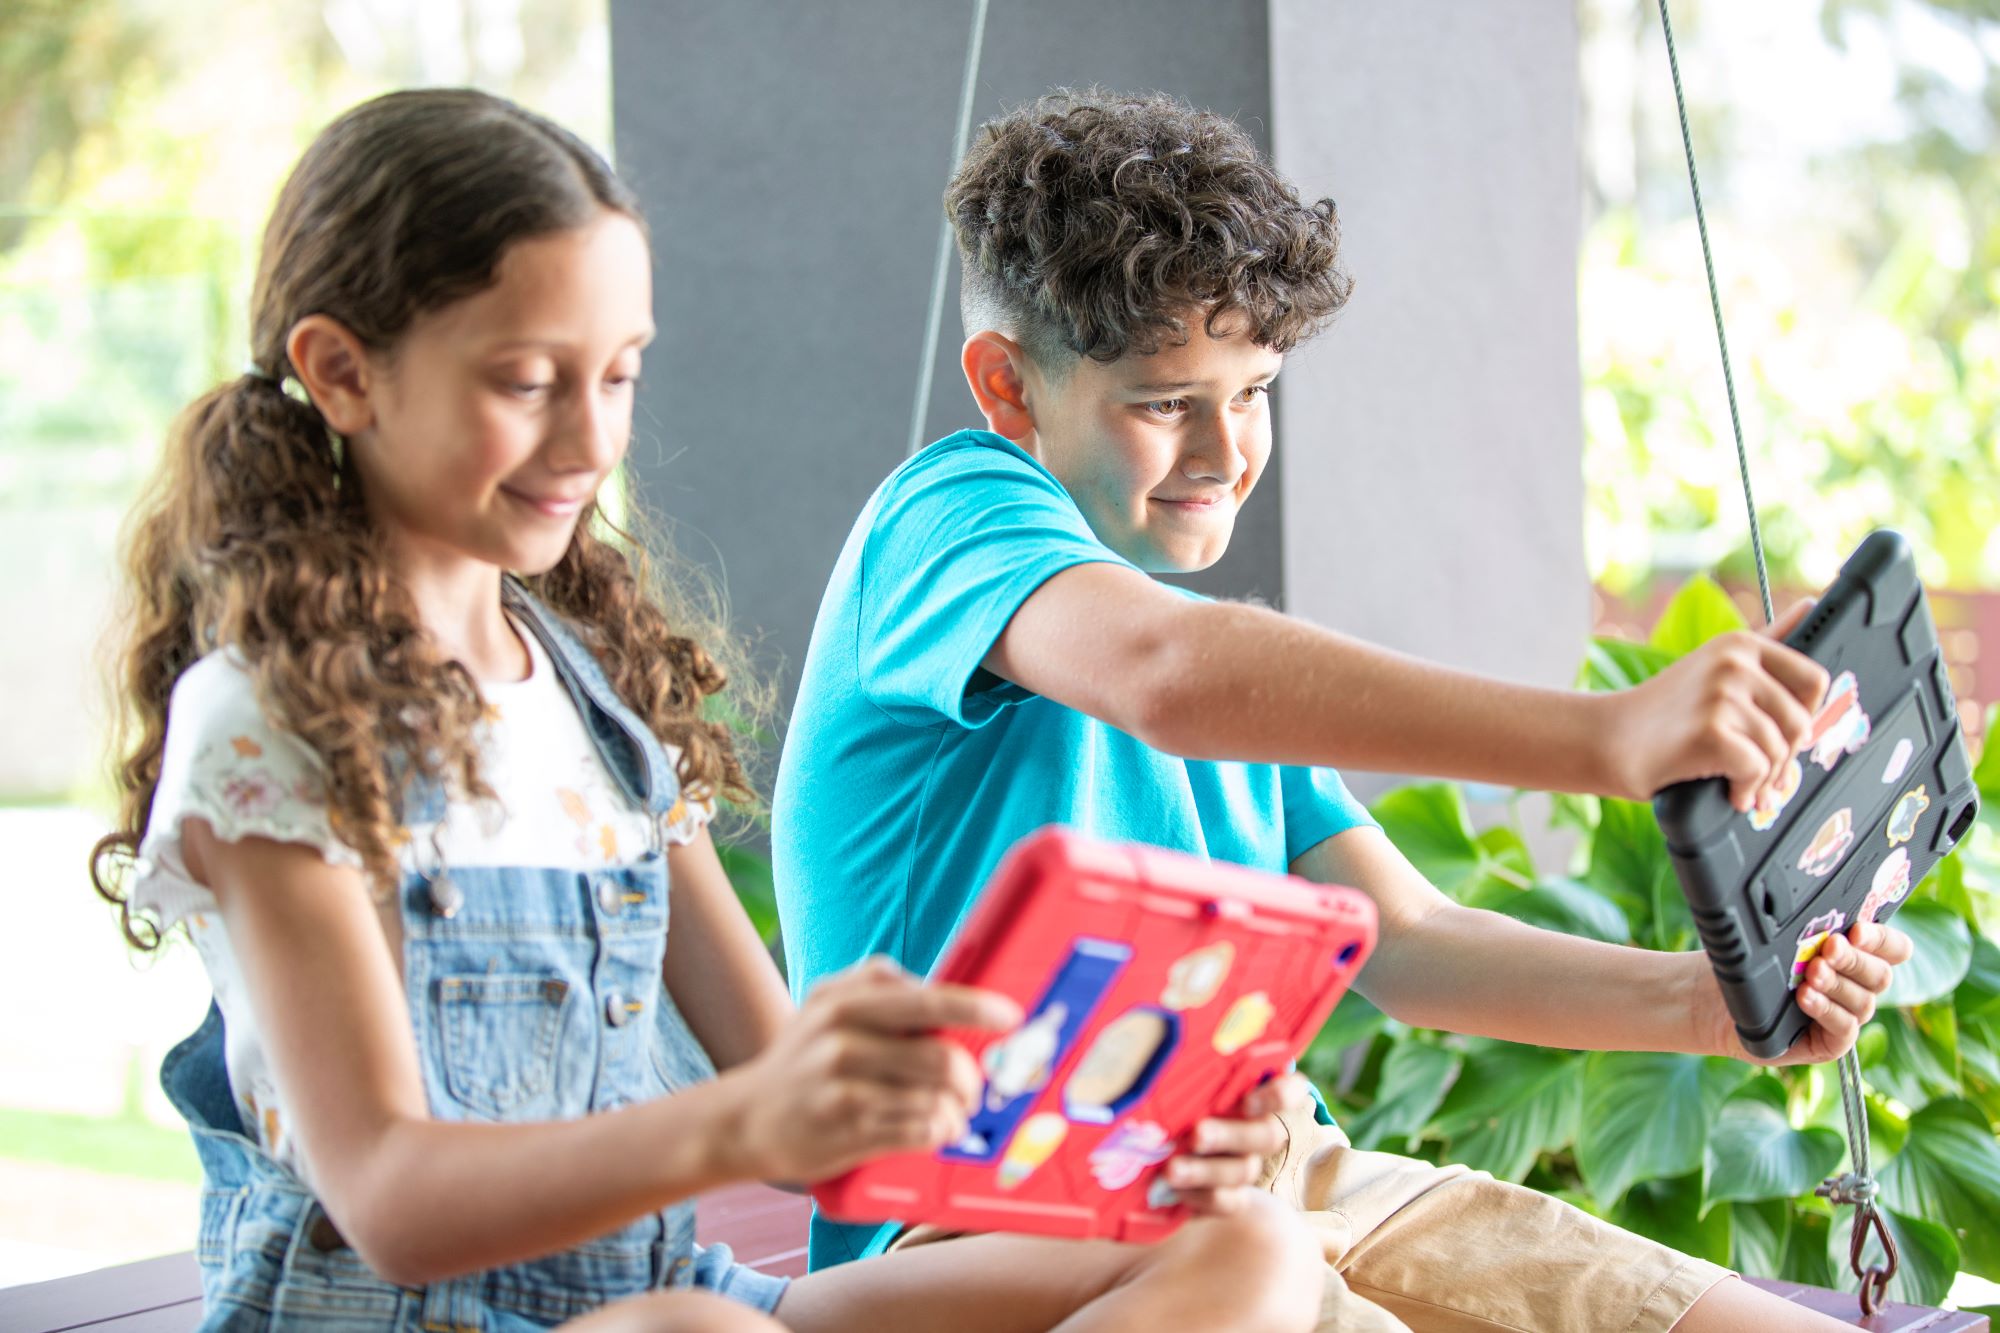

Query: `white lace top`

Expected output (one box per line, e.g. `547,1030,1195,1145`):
131,624,712,1175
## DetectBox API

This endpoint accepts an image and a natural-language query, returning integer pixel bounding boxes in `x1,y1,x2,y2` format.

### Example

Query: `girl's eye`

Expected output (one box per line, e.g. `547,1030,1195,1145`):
509,381,553,398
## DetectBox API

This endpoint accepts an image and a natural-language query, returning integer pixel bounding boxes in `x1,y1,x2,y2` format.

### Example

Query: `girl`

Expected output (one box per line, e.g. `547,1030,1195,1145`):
90,89,1323,1331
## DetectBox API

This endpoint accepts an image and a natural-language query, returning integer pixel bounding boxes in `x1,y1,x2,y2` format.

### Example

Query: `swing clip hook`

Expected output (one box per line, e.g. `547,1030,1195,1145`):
1816,1174,1896,1316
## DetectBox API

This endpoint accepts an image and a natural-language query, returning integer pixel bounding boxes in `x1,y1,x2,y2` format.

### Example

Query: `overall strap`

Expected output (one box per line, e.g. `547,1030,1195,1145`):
500,577,684,820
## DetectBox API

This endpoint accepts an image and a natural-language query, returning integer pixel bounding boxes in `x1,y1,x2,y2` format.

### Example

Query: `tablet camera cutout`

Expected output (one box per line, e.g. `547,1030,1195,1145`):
1943,799,1979,850
1062,1008,1180,1126
1335,941,1362,969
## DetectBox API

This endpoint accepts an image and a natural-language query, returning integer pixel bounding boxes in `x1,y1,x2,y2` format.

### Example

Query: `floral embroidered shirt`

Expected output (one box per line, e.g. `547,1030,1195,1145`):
130,621,712,1176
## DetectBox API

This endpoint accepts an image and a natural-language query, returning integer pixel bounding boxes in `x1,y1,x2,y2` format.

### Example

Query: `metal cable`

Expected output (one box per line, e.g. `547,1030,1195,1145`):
1654,0,1892,1311
907,0,992,457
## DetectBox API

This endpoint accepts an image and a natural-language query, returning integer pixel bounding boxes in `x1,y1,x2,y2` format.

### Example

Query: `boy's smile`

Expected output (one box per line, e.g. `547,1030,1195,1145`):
1014,316,1280,573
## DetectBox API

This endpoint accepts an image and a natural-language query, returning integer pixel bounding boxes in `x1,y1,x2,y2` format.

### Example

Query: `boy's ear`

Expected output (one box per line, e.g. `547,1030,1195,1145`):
286,315,376,435
961,331,1037,441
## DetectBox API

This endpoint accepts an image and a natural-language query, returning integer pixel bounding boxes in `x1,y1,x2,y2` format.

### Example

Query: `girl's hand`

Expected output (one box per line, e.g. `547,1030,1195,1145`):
1161,1072,1311,1216
1601,598,1829,810
1703,922,1914,1066
714,958,1021,1185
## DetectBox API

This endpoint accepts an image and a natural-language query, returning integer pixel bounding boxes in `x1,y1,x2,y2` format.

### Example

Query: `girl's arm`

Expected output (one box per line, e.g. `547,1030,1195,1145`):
1289,825,1908,1064
984,562,1828,814
662,827,792,1071
182,819,1011,1287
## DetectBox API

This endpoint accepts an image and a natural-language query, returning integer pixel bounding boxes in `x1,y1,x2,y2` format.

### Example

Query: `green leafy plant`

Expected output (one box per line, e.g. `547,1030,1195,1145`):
1302,575,2000,1305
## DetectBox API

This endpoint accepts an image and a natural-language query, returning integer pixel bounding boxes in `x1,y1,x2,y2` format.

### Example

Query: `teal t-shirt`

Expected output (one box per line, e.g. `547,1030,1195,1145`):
772,429,1374,1269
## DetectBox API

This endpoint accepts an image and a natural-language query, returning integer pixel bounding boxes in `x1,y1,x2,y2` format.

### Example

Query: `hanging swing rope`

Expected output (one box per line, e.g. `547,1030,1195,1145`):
1653,0,1897,1313
907,0,993,458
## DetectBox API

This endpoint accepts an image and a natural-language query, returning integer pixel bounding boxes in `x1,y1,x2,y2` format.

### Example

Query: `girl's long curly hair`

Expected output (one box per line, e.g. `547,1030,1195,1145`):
91,89,754,948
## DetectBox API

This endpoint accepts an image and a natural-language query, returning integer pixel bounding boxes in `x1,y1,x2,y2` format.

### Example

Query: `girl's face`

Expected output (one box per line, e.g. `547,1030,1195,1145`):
348,211,654,578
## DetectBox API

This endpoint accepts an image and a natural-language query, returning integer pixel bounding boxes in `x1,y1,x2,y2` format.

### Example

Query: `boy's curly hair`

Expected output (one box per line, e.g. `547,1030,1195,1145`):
946,88,1351,366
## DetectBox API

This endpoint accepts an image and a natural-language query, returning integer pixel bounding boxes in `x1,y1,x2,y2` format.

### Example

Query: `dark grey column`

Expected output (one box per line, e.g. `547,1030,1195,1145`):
610,0,1282,710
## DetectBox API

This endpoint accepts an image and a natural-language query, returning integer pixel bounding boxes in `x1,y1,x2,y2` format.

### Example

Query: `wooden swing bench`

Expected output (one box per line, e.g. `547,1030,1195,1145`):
0,1181,1985,1331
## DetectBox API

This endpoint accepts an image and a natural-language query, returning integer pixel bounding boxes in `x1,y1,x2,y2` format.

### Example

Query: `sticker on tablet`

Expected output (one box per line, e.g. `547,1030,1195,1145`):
1750,757,1803,832
981,1003,1068,1112
1162,942,1235,1011
1881,737,1915,785
1886,786,1930,848
1790,909,1846,991
1797,808,1856,878
1088,1120,1175,1190
1213,992,1276,1055
1805,672,1872,773
1064,1009,1179,1123
1147,1176,1181,1210
998,1113,1068,1190
1858,847,1913,925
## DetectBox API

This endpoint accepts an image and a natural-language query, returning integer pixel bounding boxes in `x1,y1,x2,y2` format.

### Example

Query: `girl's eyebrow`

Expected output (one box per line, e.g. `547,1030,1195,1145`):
482,328,656,353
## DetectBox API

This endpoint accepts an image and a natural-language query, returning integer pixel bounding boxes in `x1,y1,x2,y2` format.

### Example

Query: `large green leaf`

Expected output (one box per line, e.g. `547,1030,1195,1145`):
713,841,779,946
1649,573,1748,657
1347,1040,1460,1152
1587,798,1686,947
1958,933,2000,1024
1974,704,1999,822
1705,1074,1845,1205
1871,1006,1962,1111
1580,636,1679,692
1611,1171,1732,1266
1876,1096,2000,1279
1488,877,1633,944
1822,1205,1961,1309
1879,900,1974,1008
1577,1053,1751,1208
1428,1043,1584,1182
1778,1206,1835,1287
1729,1197,1792,1280
1371,784,1486,897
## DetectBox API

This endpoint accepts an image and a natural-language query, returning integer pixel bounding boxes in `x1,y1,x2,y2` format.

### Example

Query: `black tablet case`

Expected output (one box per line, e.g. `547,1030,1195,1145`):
1655,530,1982,1058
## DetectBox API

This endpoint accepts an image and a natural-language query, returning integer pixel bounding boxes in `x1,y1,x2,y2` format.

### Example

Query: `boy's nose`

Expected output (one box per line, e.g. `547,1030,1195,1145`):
1182,416,1248,486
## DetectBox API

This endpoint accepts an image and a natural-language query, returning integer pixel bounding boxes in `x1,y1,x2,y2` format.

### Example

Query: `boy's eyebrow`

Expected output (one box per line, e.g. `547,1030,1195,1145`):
1129,371,1279,394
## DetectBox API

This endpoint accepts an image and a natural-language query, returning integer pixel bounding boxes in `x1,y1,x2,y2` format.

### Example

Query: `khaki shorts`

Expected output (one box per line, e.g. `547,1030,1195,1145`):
890,1107,1730,1332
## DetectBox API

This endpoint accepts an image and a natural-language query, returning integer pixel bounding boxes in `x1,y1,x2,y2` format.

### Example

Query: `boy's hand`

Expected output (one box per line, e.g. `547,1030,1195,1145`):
1701,922,1914,1067
1601,598,1830,810
1163,1072,1311,1216
718,958,1021,1185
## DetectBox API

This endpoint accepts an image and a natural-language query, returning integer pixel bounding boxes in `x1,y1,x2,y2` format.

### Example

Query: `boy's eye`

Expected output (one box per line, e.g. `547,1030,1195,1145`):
1146,398,1189,417
1236,384,1271,404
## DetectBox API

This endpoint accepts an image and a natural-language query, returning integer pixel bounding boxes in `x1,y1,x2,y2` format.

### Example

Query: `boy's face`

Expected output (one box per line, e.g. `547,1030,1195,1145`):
1021,316,1280,573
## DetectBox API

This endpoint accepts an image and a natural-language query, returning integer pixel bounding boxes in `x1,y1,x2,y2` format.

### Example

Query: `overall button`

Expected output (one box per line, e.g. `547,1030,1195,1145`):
595,876,622,915
427,875,463,919
604,992,639,1028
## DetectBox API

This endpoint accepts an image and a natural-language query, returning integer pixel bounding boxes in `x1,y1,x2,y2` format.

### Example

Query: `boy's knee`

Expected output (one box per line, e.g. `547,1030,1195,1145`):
1189,1194,1326,1329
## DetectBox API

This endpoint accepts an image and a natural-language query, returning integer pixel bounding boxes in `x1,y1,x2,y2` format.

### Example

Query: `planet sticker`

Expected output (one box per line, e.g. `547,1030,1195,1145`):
1146,1176,1181,1210
1805,672,1872,773
1858,847,1913,925
1790,909,1846,991
1881,737,1915,786
1161,942,1235,1011
1797,808,1855,878
997,1113,1069,1190
1750,757,1803,832
1213,991,1275,1055
1886,786,1930,848
1088,1120,1176,1190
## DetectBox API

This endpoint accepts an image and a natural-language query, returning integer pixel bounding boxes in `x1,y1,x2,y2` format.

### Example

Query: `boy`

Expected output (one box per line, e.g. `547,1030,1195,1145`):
773,89,1908,1330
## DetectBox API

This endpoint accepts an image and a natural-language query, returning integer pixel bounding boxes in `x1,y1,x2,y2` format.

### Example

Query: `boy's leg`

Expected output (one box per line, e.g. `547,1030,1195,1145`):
1263,1108,1854,1332
774,1190,1325,1333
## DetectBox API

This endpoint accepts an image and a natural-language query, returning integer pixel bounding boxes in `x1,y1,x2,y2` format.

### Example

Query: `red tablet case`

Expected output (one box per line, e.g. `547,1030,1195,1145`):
811,827,1378,1242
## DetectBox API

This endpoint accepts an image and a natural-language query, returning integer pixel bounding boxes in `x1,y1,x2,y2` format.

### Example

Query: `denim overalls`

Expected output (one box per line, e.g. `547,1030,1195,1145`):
161,582,790,1328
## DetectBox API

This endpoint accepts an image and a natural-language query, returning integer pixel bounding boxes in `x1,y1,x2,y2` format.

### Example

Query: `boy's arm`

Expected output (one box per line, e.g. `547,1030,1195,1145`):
984,562,1828,810
1289,825,1909,1064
